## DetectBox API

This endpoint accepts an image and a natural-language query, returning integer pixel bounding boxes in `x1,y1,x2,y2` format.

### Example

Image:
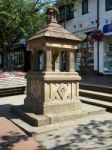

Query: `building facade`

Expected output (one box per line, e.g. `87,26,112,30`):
99,0,112,74
59,0,112,74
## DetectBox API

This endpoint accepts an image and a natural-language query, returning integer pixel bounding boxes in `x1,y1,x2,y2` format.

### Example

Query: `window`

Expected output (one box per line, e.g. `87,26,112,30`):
58,4,74,23
106,0,112,11
82,0,88,15
104,40,112,73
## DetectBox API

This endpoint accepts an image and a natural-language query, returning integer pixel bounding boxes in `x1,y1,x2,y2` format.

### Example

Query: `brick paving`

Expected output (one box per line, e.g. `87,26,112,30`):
0,115,39,150
0,95,40,150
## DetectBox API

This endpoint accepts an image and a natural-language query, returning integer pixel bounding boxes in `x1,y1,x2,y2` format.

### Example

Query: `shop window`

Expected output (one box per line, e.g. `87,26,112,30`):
76,41,94,69
82,0,88,15
104,42,112,73
106,0,112,11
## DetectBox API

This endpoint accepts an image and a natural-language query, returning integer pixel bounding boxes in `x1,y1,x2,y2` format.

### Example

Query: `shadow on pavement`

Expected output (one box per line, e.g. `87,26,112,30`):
38,119,112,150
0,131,28,150
0,104,17,119
0,104,112,150
0,104,39,150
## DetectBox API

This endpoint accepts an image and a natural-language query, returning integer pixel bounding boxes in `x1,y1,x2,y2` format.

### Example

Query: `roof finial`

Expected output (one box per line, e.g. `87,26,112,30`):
46,7,59,23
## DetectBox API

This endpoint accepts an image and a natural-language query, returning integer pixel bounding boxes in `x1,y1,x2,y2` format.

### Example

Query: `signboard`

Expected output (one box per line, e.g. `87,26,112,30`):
103,24,112,33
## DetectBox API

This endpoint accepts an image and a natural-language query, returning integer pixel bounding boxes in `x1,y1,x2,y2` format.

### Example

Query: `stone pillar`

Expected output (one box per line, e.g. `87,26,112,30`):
69,50,75,72
46,50,52,71
55,52,60,72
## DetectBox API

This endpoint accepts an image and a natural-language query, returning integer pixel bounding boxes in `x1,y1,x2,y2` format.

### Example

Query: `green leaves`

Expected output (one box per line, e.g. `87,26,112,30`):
0,0,53,69
0,0,53,45
55,0,75,7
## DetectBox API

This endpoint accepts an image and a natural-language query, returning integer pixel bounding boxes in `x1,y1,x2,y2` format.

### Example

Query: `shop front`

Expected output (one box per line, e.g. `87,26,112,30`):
103,36,112,74
103,23,112,74
75,33,94,74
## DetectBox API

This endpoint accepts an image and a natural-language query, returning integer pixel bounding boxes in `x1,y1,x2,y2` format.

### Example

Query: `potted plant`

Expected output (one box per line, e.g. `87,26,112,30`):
90,30,104,41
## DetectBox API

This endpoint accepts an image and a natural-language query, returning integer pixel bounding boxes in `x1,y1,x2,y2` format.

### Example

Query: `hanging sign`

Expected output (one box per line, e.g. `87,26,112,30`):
103,24,112,33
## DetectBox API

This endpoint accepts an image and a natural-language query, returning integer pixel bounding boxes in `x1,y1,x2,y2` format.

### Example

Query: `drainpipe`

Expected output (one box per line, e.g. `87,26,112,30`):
97,0,100,73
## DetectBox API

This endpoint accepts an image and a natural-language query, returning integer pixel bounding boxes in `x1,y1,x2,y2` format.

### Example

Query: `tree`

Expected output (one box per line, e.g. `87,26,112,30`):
0,0,52,70
55,0,77,7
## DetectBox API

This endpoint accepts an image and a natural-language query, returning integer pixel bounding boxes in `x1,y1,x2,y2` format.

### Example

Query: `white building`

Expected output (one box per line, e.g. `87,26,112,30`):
59,0,112,74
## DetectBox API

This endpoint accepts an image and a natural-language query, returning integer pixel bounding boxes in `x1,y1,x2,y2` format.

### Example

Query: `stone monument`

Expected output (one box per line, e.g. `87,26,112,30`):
12,7,84,127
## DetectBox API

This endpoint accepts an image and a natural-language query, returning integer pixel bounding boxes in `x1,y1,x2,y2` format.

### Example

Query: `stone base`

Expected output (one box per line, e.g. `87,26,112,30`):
25,71,82,114
11,105,87,127
24,98,82,115
10,103,106,135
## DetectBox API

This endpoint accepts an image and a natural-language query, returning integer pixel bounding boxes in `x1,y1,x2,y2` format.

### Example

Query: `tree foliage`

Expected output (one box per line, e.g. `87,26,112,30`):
55,0,77,7
0,0,52,69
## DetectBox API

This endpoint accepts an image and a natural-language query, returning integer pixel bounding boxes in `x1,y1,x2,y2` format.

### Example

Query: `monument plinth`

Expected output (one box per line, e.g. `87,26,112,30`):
12,7,84,126
24,7,81,115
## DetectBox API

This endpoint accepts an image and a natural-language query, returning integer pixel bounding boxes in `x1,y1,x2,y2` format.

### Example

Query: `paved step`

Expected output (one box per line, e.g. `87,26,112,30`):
79,84,112,111
79,83,112,94
79,89,112,103
0,87,26,97
0,77,26,89
0,77,26,97
10,103,106,136
80,96,112,112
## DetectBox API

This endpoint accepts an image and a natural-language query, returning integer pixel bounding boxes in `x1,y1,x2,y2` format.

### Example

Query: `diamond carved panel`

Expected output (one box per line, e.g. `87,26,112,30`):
57,84,68,100
52,83,71,100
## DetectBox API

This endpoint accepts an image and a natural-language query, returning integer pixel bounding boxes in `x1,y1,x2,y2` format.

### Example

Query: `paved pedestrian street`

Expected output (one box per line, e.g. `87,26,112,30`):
0,95,112,150
35,112,112,150
0,77,26,89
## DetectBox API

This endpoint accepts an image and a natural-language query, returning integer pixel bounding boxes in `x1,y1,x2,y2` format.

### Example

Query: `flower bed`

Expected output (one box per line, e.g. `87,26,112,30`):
15,72,26,77
0,72,10,78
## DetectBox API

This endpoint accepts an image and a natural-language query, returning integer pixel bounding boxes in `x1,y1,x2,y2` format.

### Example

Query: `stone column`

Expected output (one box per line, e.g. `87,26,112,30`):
46,50,52,71
55,52,60,72
69,50,75,72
